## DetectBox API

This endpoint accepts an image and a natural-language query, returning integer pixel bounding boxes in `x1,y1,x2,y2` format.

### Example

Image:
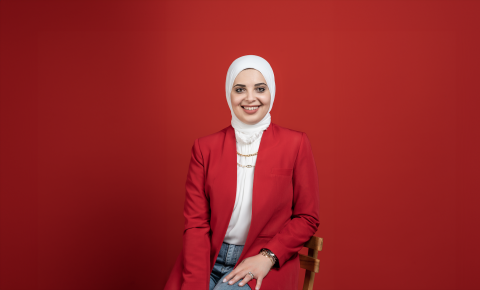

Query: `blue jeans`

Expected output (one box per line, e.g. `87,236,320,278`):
209,242,252,290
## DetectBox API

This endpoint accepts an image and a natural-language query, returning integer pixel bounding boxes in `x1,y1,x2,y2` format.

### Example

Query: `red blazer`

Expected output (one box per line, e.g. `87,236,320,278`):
164,122,320,290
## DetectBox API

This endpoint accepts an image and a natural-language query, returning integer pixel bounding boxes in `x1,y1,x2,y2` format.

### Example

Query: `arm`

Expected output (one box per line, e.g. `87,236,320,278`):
181,138,211,290
263,132,321,268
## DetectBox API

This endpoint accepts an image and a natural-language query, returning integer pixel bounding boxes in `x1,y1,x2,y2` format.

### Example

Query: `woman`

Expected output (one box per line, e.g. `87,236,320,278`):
164,55,320,290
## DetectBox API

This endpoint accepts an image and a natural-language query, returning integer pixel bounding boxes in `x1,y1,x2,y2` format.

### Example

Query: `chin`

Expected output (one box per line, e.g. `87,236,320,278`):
242,117,263,125
234,109,265,124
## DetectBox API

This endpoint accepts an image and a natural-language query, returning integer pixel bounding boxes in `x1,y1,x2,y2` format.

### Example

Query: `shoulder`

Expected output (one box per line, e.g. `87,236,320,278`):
272,122,305,136
196,125,230,144
190,125,231,154
271,122,309,144
271,123,316,159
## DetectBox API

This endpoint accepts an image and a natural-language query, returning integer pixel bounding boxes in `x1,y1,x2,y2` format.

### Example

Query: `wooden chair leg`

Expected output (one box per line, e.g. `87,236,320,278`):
302,269,315,290
300,236,323,290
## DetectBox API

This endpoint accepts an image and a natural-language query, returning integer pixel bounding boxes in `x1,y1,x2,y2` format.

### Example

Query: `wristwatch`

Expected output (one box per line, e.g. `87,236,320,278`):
259,248,279,268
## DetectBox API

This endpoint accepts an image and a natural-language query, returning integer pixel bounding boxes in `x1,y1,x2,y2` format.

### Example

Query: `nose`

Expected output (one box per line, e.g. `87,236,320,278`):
245,90,256,102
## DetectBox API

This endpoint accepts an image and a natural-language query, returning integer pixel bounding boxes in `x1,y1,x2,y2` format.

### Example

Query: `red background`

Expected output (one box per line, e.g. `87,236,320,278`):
1,1,479,289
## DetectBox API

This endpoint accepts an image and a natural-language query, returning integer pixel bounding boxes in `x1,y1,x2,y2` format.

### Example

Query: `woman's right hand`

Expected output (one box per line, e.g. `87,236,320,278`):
222,254,274,290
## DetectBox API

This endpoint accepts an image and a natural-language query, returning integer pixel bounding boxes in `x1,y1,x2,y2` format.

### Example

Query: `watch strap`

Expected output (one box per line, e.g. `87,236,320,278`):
259,248,279,268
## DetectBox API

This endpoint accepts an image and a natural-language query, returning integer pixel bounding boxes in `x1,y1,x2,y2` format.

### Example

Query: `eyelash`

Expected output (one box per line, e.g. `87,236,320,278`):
235,87,266,93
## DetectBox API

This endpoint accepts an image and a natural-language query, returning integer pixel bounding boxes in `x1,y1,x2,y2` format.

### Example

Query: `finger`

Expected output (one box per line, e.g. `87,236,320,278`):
227,273,242,285
225,260,245,283
255,276,263,290
222,267,239,283
239,272,253,287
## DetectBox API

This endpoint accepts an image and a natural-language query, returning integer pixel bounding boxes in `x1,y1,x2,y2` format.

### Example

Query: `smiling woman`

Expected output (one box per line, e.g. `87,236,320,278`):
164,55,320,290
230,69,271,121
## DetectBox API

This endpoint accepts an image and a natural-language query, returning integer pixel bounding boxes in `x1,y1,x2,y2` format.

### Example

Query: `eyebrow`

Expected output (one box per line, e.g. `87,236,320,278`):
233,83,268,87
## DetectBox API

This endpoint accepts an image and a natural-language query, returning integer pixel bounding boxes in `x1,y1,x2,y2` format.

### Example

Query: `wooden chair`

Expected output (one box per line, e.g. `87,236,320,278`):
299,236,323,290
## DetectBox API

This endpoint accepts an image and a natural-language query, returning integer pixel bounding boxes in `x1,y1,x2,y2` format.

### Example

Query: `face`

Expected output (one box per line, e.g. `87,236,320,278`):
230,68,271,125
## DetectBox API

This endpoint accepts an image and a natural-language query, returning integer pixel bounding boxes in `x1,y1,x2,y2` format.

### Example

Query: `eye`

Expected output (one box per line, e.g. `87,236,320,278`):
235,88,244,93
257,87,266,93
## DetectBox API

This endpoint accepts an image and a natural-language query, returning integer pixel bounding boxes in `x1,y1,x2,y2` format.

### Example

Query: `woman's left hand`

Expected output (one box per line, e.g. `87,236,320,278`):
222,253,274,290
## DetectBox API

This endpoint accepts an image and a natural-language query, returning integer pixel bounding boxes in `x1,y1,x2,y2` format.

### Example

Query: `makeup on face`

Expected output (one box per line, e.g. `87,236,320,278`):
231,70,271,124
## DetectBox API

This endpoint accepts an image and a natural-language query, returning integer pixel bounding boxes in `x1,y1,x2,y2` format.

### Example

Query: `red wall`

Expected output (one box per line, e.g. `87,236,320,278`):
1,1,479,289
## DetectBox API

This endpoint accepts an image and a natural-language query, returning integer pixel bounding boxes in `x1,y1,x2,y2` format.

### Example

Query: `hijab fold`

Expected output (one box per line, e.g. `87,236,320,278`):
225,55,276,143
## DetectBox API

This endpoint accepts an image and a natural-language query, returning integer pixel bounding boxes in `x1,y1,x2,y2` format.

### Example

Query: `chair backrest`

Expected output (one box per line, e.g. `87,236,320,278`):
299,236,323,290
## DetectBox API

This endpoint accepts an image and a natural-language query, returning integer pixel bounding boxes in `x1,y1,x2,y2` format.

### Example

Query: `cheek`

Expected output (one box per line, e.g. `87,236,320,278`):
230,97,240,107
261,100,270,110
231,94,243,105
259,93,271,106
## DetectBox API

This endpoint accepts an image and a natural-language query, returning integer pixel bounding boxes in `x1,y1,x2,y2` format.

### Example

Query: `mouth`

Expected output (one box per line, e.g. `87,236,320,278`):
241,105,261,114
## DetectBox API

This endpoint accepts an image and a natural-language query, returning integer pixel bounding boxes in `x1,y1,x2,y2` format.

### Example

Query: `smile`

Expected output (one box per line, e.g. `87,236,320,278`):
241,105,261,114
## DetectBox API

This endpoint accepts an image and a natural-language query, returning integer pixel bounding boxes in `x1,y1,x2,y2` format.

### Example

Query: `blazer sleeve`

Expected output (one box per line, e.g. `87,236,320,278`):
264,132,321,268
181,138,211,290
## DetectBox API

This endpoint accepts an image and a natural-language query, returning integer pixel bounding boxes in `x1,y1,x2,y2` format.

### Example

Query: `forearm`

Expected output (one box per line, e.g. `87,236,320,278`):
263,213,319,268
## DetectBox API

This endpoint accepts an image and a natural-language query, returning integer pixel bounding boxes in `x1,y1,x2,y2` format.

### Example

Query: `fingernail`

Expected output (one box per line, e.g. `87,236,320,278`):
239,283,243,286
229,281,233,285
223,279,226,282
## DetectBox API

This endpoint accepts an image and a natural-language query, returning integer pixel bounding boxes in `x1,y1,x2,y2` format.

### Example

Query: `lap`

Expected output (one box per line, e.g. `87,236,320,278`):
213,271,251,290
210,242,252,290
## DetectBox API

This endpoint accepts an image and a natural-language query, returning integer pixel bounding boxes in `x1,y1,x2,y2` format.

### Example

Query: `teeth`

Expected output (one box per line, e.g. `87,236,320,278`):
243,106,259,110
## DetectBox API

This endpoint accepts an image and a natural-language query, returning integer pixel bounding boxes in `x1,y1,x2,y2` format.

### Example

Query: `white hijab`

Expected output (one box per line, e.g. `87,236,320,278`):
225,55,276,143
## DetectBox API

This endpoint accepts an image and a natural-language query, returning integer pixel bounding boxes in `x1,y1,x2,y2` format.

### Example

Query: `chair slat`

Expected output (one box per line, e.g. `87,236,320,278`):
299,253,320,273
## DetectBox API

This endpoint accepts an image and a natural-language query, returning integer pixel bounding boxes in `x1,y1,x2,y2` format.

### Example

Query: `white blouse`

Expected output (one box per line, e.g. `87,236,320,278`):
223,130,265,245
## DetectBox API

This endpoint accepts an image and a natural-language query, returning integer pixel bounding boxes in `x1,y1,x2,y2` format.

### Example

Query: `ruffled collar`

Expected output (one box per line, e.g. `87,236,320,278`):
235,129,264,145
